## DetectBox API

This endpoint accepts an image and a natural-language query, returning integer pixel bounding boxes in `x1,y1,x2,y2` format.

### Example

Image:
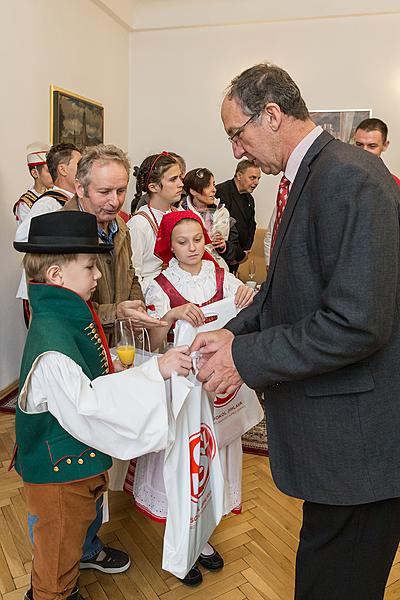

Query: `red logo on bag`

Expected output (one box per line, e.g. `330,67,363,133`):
189,424,216,503
214,387,240,407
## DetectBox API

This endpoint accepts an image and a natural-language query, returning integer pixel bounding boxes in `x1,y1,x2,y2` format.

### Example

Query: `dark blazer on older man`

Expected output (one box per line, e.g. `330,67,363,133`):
225,130,400,505
216,178,257,252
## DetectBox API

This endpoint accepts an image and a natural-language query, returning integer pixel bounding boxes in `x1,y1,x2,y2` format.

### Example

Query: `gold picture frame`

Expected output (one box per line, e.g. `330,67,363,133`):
50,85,104,147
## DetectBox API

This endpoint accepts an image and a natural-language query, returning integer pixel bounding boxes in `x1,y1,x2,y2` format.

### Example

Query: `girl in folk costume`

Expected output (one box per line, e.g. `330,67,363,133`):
127,152,183,292
181,168,244,270
126,211,254,587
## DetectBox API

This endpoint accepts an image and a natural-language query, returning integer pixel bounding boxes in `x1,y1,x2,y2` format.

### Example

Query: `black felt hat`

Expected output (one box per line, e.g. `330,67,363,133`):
14,211,113,254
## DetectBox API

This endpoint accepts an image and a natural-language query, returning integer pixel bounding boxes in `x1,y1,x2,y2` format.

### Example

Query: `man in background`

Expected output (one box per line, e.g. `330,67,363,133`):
15,143,82,324
216,159,261,272
354,117,400,185
13,142,53,223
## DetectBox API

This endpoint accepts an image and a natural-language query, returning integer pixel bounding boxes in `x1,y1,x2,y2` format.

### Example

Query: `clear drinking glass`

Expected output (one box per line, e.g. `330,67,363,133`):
248,259,256,281
114,318,136,367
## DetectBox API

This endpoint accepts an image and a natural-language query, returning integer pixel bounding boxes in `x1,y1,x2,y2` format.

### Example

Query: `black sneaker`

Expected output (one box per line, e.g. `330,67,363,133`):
197,545,224,571
79,546,130,573
24,587,83,599
178,565,203,586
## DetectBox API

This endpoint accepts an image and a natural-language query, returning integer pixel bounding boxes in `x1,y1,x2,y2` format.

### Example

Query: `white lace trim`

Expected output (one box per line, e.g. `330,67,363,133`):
133,480,168,519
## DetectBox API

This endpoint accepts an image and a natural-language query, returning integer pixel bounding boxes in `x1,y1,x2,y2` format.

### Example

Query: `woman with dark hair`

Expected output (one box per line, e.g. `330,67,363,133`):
182,168,246,269
132,152,186,213
127,152,183,291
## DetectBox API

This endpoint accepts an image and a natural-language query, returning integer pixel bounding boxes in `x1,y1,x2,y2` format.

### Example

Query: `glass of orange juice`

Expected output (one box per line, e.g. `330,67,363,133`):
115,318,136,367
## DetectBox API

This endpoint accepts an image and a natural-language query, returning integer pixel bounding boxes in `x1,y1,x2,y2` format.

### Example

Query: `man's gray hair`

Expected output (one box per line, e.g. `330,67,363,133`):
226,62,309,121
76,144,131,195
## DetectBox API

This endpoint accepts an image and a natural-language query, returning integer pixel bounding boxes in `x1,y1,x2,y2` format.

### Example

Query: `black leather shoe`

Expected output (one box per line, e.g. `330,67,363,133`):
197,546,224,571
178,565,203,586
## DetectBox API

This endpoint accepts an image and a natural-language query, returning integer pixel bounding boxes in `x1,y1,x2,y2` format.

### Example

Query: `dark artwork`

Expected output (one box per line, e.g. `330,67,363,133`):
310,110,371,143
52,88,104,147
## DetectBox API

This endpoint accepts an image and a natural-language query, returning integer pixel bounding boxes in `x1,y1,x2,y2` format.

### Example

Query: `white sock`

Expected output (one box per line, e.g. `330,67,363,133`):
200,542,214,556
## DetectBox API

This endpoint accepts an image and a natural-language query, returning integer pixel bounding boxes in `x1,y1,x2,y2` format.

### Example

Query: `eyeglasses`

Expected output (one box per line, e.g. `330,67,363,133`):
228,114,256,144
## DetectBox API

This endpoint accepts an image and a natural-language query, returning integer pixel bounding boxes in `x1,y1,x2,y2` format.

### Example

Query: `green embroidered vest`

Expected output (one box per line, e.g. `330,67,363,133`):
14,284,113,484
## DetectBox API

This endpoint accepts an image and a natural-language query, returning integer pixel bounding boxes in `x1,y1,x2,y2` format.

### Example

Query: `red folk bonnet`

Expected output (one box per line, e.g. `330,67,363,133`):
154,210,216,265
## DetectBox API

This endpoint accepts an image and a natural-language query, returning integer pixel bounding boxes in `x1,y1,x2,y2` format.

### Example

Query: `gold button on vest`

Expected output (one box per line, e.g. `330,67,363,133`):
66,458,72,465
53,466,59,472
78,458,84,464
90,452,96,458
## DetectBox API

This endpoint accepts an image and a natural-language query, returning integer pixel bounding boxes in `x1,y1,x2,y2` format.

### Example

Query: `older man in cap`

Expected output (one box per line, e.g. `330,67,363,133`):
13,142,53,223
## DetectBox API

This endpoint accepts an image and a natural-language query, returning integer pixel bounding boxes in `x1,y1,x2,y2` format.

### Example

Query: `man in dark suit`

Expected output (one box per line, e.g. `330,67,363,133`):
216,160,261,272
191,63,400,600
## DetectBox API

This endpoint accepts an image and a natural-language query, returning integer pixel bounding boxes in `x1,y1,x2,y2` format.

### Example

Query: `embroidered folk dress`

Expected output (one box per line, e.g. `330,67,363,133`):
129,258,245,519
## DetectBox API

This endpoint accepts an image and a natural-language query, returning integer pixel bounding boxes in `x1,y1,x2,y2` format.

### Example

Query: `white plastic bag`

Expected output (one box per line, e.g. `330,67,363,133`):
162,372,225,578
176,297,264,448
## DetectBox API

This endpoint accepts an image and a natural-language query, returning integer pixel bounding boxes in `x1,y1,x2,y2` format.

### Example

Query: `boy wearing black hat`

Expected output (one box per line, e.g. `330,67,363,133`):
13,211,192,600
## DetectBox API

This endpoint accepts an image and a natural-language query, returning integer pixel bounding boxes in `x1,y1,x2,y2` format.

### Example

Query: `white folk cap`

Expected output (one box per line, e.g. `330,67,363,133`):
26,142,51,167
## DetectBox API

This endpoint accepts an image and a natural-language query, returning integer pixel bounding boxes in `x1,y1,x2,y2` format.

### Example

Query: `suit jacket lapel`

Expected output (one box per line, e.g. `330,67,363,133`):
262,131,334,299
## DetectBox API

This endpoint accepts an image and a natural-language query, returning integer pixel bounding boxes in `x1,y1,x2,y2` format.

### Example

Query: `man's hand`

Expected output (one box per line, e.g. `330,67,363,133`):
117,300,167,329
157,345,192,379
190,329,243,394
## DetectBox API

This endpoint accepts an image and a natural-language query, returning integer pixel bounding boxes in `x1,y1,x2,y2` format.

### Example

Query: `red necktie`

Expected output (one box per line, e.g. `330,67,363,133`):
270,175,290,251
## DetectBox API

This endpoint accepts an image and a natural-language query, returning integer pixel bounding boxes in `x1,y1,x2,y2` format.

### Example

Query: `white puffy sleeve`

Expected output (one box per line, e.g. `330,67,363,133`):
222,271,245,298
127,215,146,282
145,279,171,319
21,351,177,459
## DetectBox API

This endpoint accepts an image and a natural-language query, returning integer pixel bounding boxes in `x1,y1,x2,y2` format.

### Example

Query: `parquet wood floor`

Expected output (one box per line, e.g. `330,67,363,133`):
0,412,399,599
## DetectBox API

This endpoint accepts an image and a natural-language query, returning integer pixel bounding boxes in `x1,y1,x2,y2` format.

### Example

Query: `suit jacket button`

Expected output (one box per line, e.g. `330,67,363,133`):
66,458,72,465
53,466,59,472
78,458,84,464
90,452,96,458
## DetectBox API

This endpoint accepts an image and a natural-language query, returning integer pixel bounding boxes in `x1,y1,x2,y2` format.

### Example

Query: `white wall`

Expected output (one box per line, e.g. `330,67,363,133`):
130,0,400,30
129,5,400,228
0,0,130,389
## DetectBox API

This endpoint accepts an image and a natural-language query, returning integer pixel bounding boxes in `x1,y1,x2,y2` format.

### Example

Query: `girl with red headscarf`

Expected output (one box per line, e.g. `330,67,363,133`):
146,211,254,352
128,212,254,587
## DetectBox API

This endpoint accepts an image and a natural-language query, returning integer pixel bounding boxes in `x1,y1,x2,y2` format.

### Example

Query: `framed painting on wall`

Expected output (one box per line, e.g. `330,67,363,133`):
50,85,104,147
310,109,372,143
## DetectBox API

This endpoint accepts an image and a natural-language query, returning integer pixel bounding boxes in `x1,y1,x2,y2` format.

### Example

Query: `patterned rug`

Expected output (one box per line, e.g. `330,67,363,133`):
241,392,268,456
0,386,18,414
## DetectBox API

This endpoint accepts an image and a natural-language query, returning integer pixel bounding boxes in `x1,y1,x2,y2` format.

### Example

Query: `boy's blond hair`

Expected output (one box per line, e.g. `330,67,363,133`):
23,253,79,283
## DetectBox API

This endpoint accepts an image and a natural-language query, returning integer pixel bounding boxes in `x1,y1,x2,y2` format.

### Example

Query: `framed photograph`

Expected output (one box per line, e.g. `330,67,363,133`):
310,109,372,143
50,85,104,147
